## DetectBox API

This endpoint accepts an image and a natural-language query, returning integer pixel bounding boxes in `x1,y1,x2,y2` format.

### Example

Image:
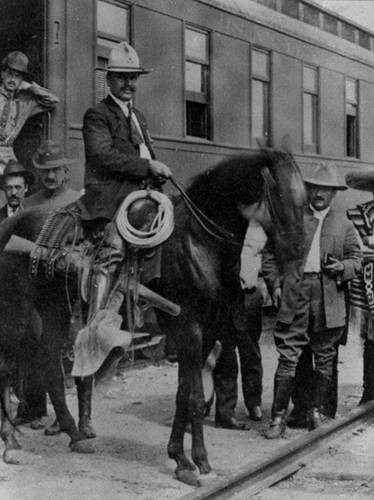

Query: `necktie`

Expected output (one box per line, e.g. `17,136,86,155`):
0,94,12,142
127,104,144,147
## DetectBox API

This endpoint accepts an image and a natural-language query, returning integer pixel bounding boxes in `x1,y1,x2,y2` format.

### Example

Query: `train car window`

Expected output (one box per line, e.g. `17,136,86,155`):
341,23,356,43
280,0,299,20
251,48,270,147
303,4,320,28
302,64,319,154
95,0,130,103
255,0,277,10
185,27,210,139
345,78,359,158
323,13,338,36
97,1,128,39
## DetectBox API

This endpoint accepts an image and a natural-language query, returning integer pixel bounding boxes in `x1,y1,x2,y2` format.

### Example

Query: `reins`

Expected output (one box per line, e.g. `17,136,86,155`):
169,176,242,249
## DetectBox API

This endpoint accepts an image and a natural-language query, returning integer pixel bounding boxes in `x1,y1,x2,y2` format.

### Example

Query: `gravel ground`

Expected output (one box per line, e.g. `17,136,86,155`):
0,317,365,500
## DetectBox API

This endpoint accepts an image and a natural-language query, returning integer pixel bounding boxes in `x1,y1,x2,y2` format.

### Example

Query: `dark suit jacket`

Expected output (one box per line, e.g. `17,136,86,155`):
79,95,156,220
262,206,362,328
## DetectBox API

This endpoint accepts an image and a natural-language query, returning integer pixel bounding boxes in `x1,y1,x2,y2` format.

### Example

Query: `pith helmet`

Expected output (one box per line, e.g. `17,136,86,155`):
107,41,152,74
2,51,29,74
32,140,75,169
303,162,347,191
345,169,374,192
0,159,33,185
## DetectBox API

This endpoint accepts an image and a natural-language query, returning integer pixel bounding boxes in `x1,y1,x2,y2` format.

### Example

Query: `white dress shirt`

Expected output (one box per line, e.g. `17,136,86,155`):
109,92,152,160
304,205,330,273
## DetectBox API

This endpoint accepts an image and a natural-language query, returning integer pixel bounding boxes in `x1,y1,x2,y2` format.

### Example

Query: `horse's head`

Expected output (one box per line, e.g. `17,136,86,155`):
260,150,306,261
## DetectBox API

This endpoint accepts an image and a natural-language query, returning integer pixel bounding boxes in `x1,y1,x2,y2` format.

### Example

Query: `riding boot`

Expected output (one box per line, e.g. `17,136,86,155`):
86,267,114,323
307,372,330,430
265,377,294,439
359,340,374,405
86,221,126,323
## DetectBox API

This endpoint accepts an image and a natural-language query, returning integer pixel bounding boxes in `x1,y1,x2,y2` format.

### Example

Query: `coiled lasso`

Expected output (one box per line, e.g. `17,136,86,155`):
115,189,174,248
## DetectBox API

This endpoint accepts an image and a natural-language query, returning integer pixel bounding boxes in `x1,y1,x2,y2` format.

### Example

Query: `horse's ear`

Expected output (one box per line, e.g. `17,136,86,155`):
280,135,293,154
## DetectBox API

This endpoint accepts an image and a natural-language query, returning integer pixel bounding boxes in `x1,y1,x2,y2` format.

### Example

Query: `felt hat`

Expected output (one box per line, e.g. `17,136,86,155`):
2,51,29,74
303,162,347,190
345,169,374,192
0,159,33,185
32,140,75,169
107,41,152,74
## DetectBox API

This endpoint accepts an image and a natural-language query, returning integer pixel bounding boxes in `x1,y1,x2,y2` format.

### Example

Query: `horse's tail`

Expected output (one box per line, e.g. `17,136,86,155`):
0,214,21,251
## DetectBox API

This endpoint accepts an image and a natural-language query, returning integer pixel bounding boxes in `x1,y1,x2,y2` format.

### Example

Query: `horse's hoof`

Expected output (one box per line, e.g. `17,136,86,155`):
3,449,22,465
198,471,218,487
175,468,200,486
70,439,95,454
44,421,61,436
30,418,45,430
79,424,96,439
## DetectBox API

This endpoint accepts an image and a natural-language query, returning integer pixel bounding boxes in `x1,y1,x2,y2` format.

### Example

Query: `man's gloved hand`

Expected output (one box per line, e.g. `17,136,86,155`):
149,160,172,179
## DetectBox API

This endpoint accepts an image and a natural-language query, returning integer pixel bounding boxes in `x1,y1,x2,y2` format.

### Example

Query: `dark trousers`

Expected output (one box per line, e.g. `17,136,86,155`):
214,290,263,421
291,343,340,418
274,275,343,380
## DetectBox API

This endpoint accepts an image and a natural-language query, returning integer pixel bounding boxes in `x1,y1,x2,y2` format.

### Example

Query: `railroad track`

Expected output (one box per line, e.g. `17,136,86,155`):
180,400,374,500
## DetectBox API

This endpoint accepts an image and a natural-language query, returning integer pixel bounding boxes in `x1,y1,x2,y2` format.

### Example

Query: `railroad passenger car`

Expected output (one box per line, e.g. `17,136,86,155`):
1,0,374,208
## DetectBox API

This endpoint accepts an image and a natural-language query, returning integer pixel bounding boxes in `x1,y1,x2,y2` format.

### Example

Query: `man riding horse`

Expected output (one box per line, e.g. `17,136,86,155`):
77,41,171,324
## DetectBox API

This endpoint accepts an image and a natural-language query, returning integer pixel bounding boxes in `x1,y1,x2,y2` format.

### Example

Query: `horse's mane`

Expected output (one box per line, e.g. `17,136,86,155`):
186,152,267,220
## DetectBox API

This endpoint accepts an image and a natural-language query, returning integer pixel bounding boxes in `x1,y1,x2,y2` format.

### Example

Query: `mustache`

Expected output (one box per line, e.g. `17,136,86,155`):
121,85,136,92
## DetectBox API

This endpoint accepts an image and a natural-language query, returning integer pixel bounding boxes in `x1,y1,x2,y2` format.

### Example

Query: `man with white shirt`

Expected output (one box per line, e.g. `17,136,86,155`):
0,159,31,222
78,41,171,320
262,163,361,438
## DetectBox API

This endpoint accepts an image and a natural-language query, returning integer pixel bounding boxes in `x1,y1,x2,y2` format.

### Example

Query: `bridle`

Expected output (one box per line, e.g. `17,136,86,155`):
169,176,242,249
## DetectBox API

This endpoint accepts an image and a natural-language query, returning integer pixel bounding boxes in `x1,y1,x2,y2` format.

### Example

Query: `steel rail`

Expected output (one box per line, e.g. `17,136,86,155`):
180,400,374,500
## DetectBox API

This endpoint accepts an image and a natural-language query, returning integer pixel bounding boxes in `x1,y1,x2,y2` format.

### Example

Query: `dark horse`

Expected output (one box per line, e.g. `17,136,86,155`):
0,150,305,482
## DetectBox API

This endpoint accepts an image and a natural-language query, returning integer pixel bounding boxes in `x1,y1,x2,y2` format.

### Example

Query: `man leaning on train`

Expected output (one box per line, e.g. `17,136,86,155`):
0,51,59,166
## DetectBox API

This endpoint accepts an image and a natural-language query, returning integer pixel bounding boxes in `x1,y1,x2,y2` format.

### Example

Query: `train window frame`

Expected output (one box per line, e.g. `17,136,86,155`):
302,63,319,154
184,25,211,140
95,0,131,104
251,47,271,147
345,77,359,158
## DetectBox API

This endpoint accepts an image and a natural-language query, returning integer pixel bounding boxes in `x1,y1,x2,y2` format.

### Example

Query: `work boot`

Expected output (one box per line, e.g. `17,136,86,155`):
265,377,294,439
287,408,308,429
307,372,330,430
359,340,374,405
247,406,262,421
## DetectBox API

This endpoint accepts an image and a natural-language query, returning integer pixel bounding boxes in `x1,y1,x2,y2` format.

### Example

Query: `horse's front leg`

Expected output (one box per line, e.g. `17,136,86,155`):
75,376,96,438
168,359,198,485
0,374,21,464
190,363,211,477
44,353,94,454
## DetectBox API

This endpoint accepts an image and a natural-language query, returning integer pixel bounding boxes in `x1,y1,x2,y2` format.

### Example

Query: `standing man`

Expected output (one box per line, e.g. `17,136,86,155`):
345,169,374,405
24,139,80,209
0,159,31,221
16,139,80,429
78,40,171,321
263,163,361,438
0,51,59,164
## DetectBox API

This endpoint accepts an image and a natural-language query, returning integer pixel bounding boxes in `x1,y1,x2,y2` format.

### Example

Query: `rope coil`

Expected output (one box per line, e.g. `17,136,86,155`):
115,189,174,248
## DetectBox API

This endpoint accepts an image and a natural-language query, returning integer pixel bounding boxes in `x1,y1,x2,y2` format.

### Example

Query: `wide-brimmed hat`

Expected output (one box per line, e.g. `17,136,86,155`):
32,140,75,169
2,51,29,75
107,41,152,74
303,162,347,191
345,169,374,192
0,159,33,185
